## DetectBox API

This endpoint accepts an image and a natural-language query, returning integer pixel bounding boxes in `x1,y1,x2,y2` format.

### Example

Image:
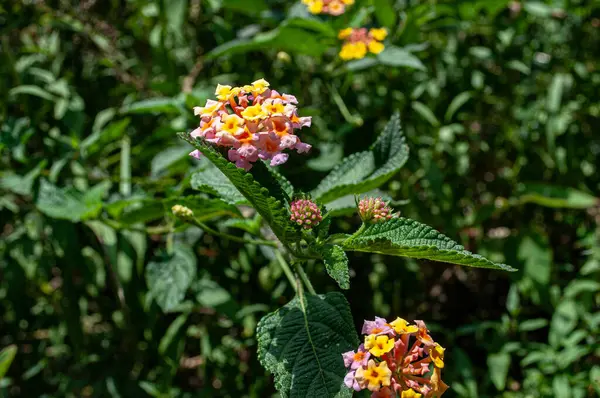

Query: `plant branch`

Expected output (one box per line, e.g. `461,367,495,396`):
275,251,298,293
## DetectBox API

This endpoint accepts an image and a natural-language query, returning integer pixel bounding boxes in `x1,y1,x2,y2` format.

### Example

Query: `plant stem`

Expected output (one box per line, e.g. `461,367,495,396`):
190,218,278,247
295,262,316,295
275,251,298,293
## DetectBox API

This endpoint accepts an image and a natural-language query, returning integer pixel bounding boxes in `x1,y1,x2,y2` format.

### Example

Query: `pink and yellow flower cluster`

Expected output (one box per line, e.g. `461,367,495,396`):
343,317,448,398
358,197,397,223
302,0,354,15
338,28,387,60
189,79,312,170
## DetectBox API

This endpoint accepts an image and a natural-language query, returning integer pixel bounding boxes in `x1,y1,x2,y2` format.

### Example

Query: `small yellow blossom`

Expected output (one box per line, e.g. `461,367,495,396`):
308,0,323,14
430,367,449,397
328,0,344,15
389,318,419,334
355,360,392,392
401,389,422,398
368,41,385,54
338,28,353,40
220,114,244,135
342,0,354,3
215,84,239,101
429,344,445,368
241,104,268,121
251,78,270,95
263,101,285,116
364,334,394,357
339,42,367,60
369,28,388,41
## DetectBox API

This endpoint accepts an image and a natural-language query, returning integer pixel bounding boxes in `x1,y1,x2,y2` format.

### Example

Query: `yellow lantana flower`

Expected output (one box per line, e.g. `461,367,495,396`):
369,28,388,41
241,104,267,121
215,84,240,101
308,0,323,14
220,114,244,135
342,0,354,4
364,334,394,357
429,344,445,368
354,360,392,392
368,41,385,54
251,78,270,95
401,389,422,398
338,28,353,40
389,317,419,334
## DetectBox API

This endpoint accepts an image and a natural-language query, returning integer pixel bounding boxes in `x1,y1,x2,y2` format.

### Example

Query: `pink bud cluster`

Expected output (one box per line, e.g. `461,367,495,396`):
188,79,312,171
290,199,322,229
358,197,397,223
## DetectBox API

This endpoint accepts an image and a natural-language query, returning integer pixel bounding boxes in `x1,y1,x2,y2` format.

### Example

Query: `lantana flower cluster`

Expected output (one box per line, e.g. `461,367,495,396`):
189,79,312,170
302,0,354,15
338,28,387,60
343,317,448,397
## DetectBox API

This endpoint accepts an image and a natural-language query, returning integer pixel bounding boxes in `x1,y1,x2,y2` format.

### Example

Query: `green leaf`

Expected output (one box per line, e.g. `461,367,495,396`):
0,345,17,379
222,0,268,14
377,46,426,71
311,113,409,203
180,133,300,243
318,245,350,289
373,0,397,29
445,92,473,122
487,352,510,390
146,245,197,312
517,184,598,209
342,218,516,271
257,292,358,398
120,98,182,115
206,26,329,59
36,179,109,222
191,161,248,205
9,85,55,101
411,101,440,127
158,313,189,355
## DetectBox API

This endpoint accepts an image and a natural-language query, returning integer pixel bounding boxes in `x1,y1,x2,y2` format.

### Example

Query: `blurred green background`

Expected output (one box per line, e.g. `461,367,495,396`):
1,0,599,397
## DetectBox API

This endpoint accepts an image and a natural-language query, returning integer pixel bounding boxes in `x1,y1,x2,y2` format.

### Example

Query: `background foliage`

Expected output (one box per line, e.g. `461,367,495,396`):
1,0,599,397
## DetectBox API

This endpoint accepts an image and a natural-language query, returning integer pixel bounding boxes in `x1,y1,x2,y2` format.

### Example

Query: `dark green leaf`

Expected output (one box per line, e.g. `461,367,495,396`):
317,245,350,289
373,0,397,29
180,133,300,243
36,180,110,222
257,292,358,398
146,245,197,312
342,218,516,271
312,113,409,204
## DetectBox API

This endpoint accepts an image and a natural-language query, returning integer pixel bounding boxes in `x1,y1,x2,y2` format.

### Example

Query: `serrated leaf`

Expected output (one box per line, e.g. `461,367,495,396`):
191,162,248,205
180,134,300,243
318,245,350,289
146,245,197,312
0,345,17,379
36,179,110,222
257,292,358,398
342,218,516,271
311,113,409,204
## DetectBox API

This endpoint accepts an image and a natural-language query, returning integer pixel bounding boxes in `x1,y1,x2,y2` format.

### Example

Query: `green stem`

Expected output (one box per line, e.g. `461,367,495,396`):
275,251,298,293
329,84,363,126
190,218,277,247
295,262,316,295
348,223,367,240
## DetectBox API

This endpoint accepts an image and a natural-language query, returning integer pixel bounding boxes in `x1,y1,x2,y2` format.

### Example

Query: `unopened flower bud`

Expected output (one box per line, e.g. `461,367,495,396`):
172,204,194,220
358,197,397,223
290,199,322,229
